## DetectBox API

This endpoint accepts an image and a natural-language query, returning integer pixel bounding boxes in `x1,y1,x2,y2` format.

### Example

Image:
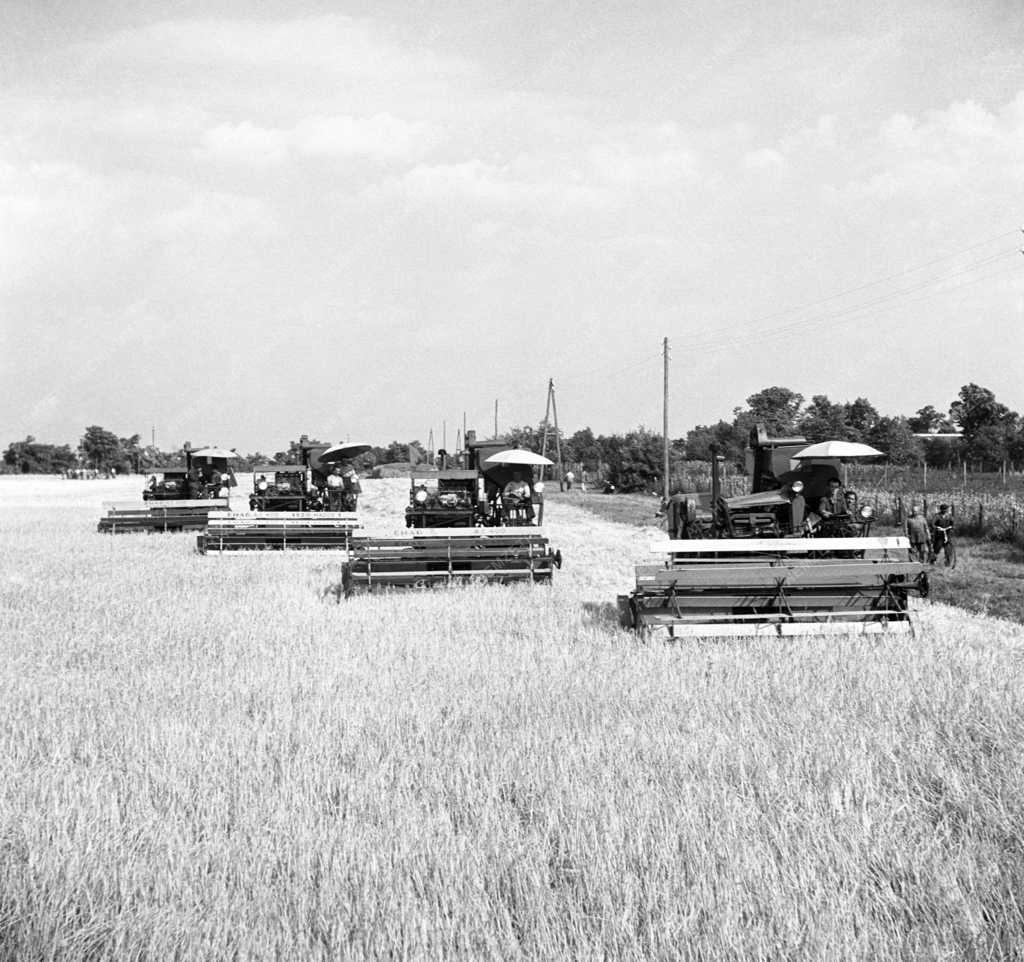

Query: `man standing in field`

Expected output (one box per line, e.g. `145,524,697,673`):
905,505,931,564
932,504,957,569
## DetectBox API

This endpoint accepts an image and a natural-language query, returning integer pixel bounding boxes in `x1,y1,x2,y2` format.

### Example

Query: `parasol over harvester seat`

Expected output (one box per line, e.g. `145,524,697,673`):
483,449,554,466
792,441,883,459
190,447,241,459
319,442,373,463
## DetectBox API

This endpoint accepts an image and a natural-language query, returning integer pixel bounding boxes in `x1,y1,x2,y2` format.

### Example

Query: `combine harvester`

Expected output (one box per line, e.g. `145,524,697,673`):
342,431,562,593
197,439,365,552
97,445,235,534
619,425,929,638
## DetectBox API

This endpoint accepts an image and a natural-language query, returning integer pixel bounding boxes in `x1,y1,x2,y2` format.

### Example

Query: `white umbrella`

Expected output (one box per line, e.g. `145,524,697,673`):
320,442,373,463
191,447,240,459
483,449,554,466
793,441,884,459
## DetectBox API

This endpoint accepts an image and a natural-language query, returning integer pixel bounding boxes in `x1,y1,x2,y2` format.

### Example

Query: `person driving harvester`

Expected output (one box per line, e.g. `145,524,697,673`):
805,476,853,534
501,471,535,522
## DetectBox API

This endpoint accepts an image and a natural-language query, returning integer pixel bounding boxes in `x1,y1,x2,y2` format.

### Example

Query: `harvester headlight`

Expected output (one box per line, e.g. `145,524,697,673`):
790,481,804,494
860,504,874,520
414,488,428,504
257,481,268,491
533,481,545,494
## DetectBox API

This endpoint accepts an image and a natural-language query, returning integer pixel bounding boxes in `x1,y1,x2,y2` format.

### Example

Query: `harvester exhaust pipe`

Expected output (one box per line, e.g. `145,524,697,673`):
710,443,722,507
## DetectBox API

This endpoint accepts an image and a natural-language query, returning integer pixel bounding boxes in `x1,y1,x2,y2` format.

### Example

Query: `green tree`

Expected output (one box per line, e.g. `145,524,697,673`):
798,395,852,441
602,428,665,492
684,420,746,467
734,387,804,436
79,425,121,471
845,397,880,440
867,417,924,465
3,436,77,474
949,384,1018,466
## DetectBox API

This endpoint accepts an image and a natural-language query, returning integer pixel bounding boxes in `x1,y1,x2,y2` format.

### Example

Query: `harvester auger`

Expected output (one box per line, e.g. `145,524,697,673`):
97,444,234,533
196,438,364,552
342,431,562,594
618,424,929,638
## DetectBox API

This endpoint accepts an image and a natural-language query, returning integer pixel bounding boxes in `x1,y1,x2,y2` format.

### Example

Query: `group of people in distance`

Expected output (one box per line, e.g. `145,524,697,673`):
905,503,957,568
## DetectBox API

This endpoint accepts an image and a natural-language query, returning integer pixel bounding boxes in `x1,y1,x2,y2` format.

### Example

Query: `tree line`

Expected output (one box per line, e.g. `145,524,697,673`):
5,383,1021,492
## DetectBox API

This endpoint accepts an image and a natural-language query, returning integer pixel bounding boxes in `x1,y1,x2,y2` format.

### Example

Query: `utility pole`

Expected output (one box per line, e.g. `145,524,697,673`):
663,336,670,502
550,380,563,487
540,379,553,478
442,420,447,452
494,399,499,438
151,424,155,449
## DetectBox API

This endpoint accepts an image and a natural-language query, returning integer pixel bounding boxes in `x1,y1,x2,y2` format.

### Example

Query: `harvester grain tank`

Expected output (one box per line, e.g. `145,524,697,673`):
197,438,364,552
342,431,562,593
620,424,929,637
97,444,233,533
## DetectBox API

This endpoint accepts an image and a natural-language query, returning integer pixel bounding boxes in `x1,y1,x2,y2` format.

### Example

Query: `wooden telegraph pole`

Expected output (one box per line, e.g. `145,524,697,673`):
540,381,553,480
550,380,563,487
540,379,564,485
494,399,499,438
663,336,670,502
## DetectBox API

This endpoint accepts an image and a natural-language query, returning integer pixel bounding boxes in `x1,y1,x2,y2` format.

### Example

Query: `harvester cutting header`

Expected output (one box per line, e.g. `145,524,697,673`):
343,431,562,593
406,431,549,528
198,438,367,552
98,444,236,533
621,424,929,637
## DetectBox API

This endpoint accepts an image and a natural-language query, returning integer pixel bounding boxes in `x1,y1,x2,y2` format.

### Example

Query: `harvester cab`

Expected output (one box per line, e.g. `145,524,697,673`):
197,437,362,552
98,443,230,534
405,433,545,528
249,466,312,512
666,425,873,541
621,423,928,638
142,466,189,501
344,430,560,594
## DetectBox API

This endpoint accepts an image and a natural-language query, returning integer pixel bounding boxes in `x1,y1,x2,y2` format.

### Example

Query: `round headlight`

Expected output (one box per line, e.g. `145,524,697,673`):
257,481,268,491
533,481,545,493
790,480,804,494
860,504,874,519
414,489,428,504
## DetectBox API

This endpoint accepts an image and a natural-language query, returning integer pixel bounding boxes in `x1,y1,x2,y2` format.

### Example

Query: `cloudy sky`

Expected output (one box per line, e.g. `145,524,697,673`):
2,0,1023,452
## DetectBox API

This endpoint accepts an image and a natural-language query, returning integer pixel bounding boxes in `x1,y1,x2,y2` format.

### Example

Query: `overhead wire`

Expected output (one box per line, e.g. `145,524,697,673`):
691,258,1024,358
705,227,1021,333
678,247,1022,355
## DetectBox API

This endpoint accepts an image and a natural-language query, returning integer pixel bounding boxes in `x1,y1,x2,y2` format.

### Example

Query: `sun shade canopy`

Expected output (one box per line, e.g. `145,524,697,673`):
792,441,883,459
320,442,373,463
483,449,554,466
191,447,240,459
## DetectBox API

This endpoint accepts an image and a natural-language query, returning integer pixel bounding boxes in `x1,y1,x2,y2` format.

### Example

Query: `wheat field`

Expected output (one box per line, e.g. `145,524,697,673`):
2,476,1024,960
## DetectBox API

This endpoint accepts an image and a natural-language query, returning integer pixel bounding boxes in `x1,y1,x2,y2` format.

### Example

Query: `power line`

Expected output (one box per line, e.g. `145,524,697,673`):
710,227,1021,333
691,258,1024,357
680,247,1022,355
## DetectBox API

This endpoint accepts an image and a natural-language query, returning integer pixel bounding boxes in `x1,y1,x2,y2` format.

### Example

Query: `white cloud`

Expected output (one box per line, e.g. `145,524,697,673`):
742,147,787,172
197,121,288,167
196,114,428,168
79,16,475,83
294,113,427,160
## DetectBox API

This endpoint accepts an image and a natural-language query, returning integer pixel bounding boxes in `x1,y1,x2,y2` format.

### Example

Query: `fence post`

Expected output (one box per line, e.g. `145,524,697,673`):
977,501,984,532
895,495,904,527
